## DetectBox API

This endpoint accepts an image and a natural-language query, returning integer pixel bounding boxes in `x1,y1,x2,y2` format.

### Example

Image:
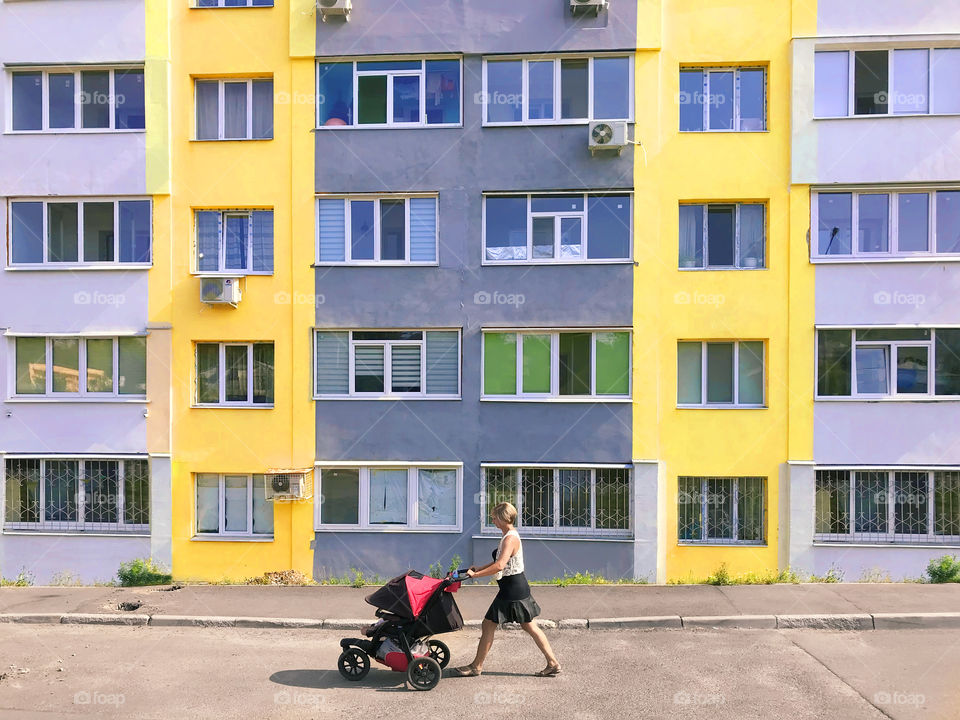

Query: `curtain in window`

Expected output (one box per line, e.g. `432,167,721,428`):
409,198,437,262
196,474,219,533
705,477,733,539
354,345,385,393
317,199,346,262
369,469,407,524
223,82,248,139
417,469,457,526
118,337,147,396
391,345,421,393
196,211,221,272
425,331,458,395
224,215,248,271
854,471,888,533
425,60,460,124
45,460,79,524
814,52,849,117
932,49,960,114
738,204,764,267
196,344,220,404
223,475,248,532
315,332,349,394
224,346,248,402
678,205,703,267
252,211,273,272
252,475,274,535
195,81,219,140
85,460,119,524
85,339,113,393
252,80,273,139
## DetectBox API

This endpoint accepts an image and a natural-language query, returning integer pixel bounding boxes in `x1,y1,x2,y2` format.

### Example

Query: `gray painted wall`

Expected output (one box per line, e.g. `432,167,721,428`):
0,532,149,585
817,1,960,36
313,1,637,580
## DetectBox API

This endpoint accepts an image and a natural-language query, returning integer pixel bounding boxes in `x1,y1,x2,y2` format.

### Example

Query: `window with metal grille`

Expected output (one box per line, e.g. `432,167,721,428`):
815,469,960,544
4,458,149,533
481,466,631,537
677,476,765,545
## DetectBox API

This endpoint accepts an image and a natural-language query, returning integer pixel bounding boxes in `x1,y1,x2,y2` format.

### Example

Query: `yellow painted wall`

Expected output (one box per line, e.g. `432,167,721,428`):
634,0,813,582
166,0,317,581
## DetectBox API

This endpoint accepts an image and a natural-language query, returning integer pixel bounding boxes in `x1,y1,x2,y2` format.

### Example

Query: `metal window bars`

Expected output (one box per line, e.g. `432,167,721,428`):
677,476,766,545
481,466,631,537
4,458,149,533
815,469,960,544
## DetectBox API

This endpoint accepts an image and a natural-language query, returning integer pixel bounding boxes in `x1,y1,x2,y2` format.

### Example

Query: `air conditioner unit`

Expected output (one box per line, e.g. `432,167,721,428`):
317,0,351,21
265,470,313,501
588,120,627,155
570,0,608,15
200,277,242,306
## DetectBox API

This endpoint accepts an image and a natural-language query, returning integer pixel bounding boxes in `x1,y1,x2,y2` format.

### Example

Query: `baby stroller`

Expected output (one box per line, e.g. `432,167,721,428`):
338,569,467,691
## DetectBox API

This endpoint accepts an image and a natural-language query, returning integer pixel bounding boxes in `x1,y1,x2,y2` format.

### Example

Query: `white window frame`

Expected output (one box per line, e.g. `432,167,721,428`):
6,66,144,134
481,54,634,126
193,209,271,275
7,197,153,269
678,202,766,269
677,476,767,545
814,327,959,400
314,462,463,532
315,57,463,129
314,194,439,266
7,334,147,401
811,187,960,261
482,192,633,265
194,0,273,7
814,467,960,546
2,455,150,534
193,78,271,141
677,340,766,408
194,473,273,538
814,47,960,119
313,329,461,400
480,329,632,402
479,464,633,537
679,66,767,132
193,342,274,407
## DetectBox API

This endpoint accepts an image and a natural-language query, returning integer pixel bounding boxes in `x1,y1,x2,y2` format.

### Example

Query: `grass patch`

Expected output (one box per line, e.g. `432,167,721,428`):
531,571,647,586
807,566,844,583
244,570,316,586
0,568,34,587
117,558,173,587
926,555,960,584
317,569,384,588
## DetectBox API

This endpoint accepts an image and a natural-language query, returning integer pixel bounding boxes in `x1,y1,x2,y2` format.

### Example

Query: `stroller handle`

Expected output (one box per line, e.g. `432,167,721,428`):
446,568,472,583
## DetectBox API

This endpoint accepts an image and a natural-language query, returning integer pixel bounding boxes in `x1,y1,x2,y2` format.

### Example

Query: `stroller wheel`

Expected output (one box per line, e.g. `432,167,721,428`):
406,656,441,691
337,648,370,681
427,639,450,669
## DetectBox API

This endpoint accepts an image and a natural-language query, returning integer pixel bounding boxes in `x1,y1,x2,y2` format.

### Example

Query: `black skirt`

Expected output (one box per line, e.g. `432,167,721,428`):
484,571,541,625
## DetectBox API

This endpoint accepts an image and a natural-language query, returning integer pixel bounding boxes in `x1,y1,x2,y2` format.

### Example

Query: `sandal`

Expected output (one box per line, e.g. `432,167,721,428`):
452,665,482,677
535,664,562,677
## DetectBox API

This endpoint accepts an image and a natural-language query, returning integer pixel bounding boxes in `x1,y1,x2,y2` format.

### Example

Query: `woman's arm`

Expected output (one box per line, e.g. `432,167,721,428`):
467,535,519,579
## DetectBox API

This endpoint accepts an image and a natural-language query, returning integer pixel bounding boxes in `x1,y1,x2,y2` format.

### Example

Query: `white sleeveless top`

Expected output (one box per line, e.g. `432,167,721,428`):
494,529,524,581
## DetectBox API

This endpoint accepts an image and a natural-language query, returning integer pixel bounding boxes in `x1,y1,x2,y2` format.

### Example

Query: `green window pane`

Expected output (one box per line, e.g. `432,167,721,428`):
86,339,113,392
357,75,387,124
935,329,960,395
595,332,629,395
521,334,551,393
706,343,734,403
52,338,79,393
818,330,852,396
118,337,146,395
224,345,248,402
48,202,79,262
83,201,115,262
484,333,517,395
15,338,46,394
196,343,220,404
677,342,702,404
737,341,764,405
558,332,591,395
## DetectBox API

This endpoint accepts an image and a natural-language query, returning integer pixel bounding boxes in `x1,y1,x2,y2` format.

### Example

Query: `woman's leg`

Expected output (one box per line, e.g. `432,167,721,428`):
521,621,560,669
468,619,498,671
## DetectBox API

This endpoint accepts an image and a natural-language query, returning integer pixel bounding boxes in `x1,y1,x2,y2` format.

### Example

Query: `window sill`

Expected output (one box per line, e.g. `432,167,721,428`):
812,541,960,548
5,397,148,404
482,119,633,128
191,404,274,409
190,137,273,143
4,129,145,136
312,262,439,268
190,4,274,8
315,527,462,534
191,535,274,542
5,263,153,272
472,534,633,543
811,255,960,264
678,266,766,271
677,542,768,547
677,404,767,410
813,112,960,121
3,529,150,538
313,396,460,402
480,396,631,403
191,271,272,277
815,396,960,403
481,259,634,266
678,129,769,134
314,124,462,131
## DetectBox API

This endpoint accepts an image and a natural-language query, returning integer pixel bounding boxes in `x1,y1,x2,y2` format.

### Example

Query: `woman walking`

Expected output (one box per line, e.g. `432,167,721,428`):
453,502,561,678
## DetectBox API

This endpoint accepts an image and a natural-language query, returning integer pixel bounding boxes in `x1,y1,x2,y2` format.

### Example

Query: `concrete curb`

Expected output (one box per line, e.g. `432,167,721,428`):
4,611,960,631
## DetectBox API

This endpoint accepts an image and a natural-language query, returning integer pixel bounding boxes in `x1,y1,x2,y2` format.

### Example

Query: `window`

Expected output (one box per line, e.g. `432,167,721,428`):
317,59,461,128
316,465,460,530
677,341,765,407
482,330,630,399
314,330,460,399
816,328,960,398
679,67,766,131
13,336,146,398
195,78,273,140
4,458,149,533
815,469,960,544
678,476,765,544
195,473,273,537
195,210,273,274
9,198,151,266
10,67,145,132
813,190,960,258
483,55,632,125
480,466,631,536
678,203,765,268
484,193,631,262
195,342,274,406
814,48,960,117
316,196,437,264
196,0,272,6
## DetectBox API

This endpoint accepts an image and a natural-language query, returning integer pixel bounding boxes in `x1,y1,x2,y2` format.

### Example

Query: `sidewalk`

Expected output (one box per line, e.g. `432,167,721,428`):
1,583,958,630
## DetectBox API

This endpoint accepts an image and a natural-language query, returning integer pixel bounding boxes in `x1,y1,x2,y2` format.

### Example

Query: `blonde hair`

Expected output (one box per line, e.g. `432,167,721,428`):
491,502,518,526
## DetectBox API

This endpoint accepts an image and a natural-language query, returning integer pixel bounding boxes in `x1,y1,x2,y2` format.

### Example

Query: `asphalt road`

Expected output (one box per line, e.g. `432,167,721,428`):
1,626,958,719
